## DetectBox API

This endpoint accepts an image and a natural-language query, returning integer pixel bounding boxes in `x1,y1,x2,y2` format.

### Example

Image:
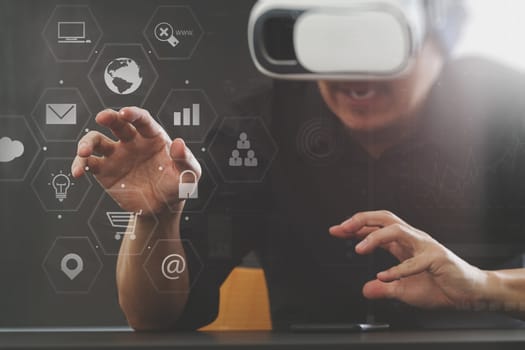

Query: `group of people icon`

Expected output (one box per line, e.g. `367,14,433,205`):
228,132,258,168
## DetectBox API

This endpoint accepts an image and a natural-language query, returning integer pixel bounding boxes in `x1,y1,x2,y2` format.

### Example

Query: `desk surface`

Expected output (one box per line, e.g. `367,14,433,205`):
0,330,525,350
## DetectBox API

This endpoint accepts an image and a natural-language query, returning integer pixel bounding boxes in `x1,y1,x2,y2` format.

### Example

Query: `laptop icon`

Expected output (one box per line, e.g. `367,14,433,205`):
57,21,92,44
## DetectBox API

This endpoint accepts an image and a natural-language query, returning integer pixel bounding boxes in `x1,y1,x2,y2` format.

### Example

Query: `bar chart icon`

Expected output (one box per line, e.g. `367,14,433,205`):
174,104,200,126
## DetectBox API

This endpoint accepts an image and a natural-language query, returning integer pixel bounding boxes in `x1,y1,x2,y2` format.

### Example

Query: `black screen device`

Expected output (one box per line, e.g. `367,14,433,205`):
290,323,390,333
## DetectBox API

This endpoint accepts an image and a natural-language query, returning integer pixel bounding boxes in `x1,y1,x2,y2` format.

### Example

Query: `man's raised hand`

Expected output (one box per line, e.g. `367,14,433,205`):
71,107,201,214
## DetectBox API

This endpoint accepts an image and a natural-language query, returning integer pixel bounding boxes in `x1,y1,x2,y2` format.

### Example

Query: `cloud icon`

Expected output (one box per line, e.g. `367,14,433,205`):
0,137,25,163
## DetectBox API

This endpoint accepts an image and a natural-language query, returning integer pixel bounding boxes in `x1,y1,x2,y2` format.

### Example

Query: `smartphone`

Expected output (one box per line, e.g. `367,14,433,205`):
290,323,390,333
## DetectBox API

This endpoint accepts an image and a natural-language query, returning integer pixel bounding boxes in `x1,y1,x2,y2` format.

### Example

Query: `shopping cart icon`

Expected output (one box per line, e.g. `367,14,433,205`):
106,210,142,241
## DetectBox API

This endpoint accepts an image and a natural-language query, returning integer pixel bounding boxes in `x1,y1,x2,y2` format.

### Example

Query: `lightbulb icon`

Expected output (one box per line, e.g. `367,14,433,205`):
49,171,74,202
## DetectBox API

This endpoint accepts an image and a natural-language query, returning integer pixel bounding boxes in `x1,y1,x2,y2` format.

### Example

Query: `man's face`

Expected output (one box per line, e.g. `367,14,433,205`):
317,39,444,134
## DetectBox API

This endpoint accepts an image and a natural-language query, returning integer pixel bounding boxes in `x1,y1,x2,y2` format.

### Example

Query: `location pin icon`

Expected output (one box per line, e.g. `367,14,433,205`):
61,253,84,280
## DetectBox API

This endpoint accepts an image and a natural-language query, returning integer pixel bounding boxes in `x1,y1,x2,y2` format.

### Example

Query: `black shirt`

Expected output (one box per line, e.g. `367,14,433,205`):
176,58,525,330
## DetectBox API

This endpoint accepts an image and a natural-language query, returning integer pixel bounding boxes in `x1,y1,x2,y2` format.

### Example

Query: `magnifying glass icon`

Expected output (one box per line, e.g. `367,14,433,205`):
154,22,180,48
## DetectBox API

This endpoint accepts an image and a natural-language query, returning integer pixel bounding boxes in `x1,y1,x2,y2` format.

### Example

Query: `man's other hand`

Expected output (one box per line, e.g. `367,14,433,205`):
330,210,489,310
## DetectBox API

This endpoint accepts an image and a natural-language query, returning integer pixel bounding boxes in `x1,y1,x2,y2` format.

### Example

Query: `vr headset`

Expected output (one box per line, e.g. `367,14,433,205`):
248,0,451,80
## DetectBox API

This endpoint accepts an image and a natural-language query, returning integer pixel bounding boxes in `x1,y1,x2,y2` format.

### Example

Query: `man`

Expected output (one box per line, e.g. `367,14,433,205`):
72,2,525,330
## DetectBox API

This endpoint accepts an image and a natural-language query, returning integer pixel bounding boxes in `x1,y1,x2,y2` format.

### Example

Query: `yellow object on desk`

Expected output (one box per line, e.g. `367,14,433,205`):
200,267,272,331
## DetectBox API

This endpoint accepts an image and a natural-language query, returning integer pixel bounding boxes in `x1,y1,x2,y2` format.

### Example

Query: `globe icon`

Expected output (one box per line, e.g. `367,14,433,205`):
104,57,143,95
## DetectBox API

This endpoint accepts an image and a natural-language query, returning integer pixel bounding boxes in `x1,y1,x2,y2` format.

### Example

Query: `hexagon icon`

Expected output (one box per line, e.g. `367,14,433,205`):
42,5,102,62
42,236,102,294
144,6,204,60
88,188,159,256
208,117,278,183
156,158,217,214
144,239,203,293
157,89,218,143
0,115,40,182
88,44,158,108
31,157,92,212
31,87,92,142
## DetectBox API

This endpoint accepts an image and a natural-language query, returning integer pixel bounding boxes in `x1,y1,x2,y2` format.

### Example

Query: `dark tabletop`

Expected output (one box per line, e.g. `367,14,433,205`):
1,329,525,350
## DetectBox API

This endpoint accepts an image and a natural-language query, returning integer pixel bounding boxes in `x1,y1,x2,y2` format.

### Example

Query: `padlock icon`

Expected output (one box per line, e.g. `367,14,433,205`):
178,170,199,199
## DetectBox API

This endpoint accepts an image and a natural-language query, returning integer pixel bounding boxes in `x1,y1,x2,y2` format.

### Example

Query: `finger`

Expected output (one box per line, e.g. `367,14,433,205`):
119,107,163,139
329,216,360,237
71,156,88,178
356,226,382,236
329,225,379,239
355,223,413,255
77,131,116,158
71,155,104,177
362,279,405,300
170,138,201,175
83,156,104,175
377,256,429,282
329,225,348,238
339,211,405,234
95,109,137,142
384,241,412,262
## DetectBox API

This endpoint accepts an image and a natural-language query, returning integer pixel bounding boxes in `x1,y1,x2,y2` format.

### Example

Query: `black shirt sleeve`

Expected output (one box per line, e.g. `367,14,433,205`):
172,210,269,330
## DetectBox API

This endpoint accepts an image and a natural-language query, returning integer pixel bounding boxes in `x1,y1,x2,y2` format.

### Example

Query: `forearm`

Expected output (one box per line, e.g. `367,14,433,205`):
116,207,190,330
479,268,525,317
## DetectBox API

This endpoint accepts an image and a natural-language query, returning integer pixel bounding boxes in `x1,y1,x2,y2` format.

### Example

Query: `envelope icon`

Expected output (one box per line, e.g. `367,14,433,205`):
46,104,77,125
